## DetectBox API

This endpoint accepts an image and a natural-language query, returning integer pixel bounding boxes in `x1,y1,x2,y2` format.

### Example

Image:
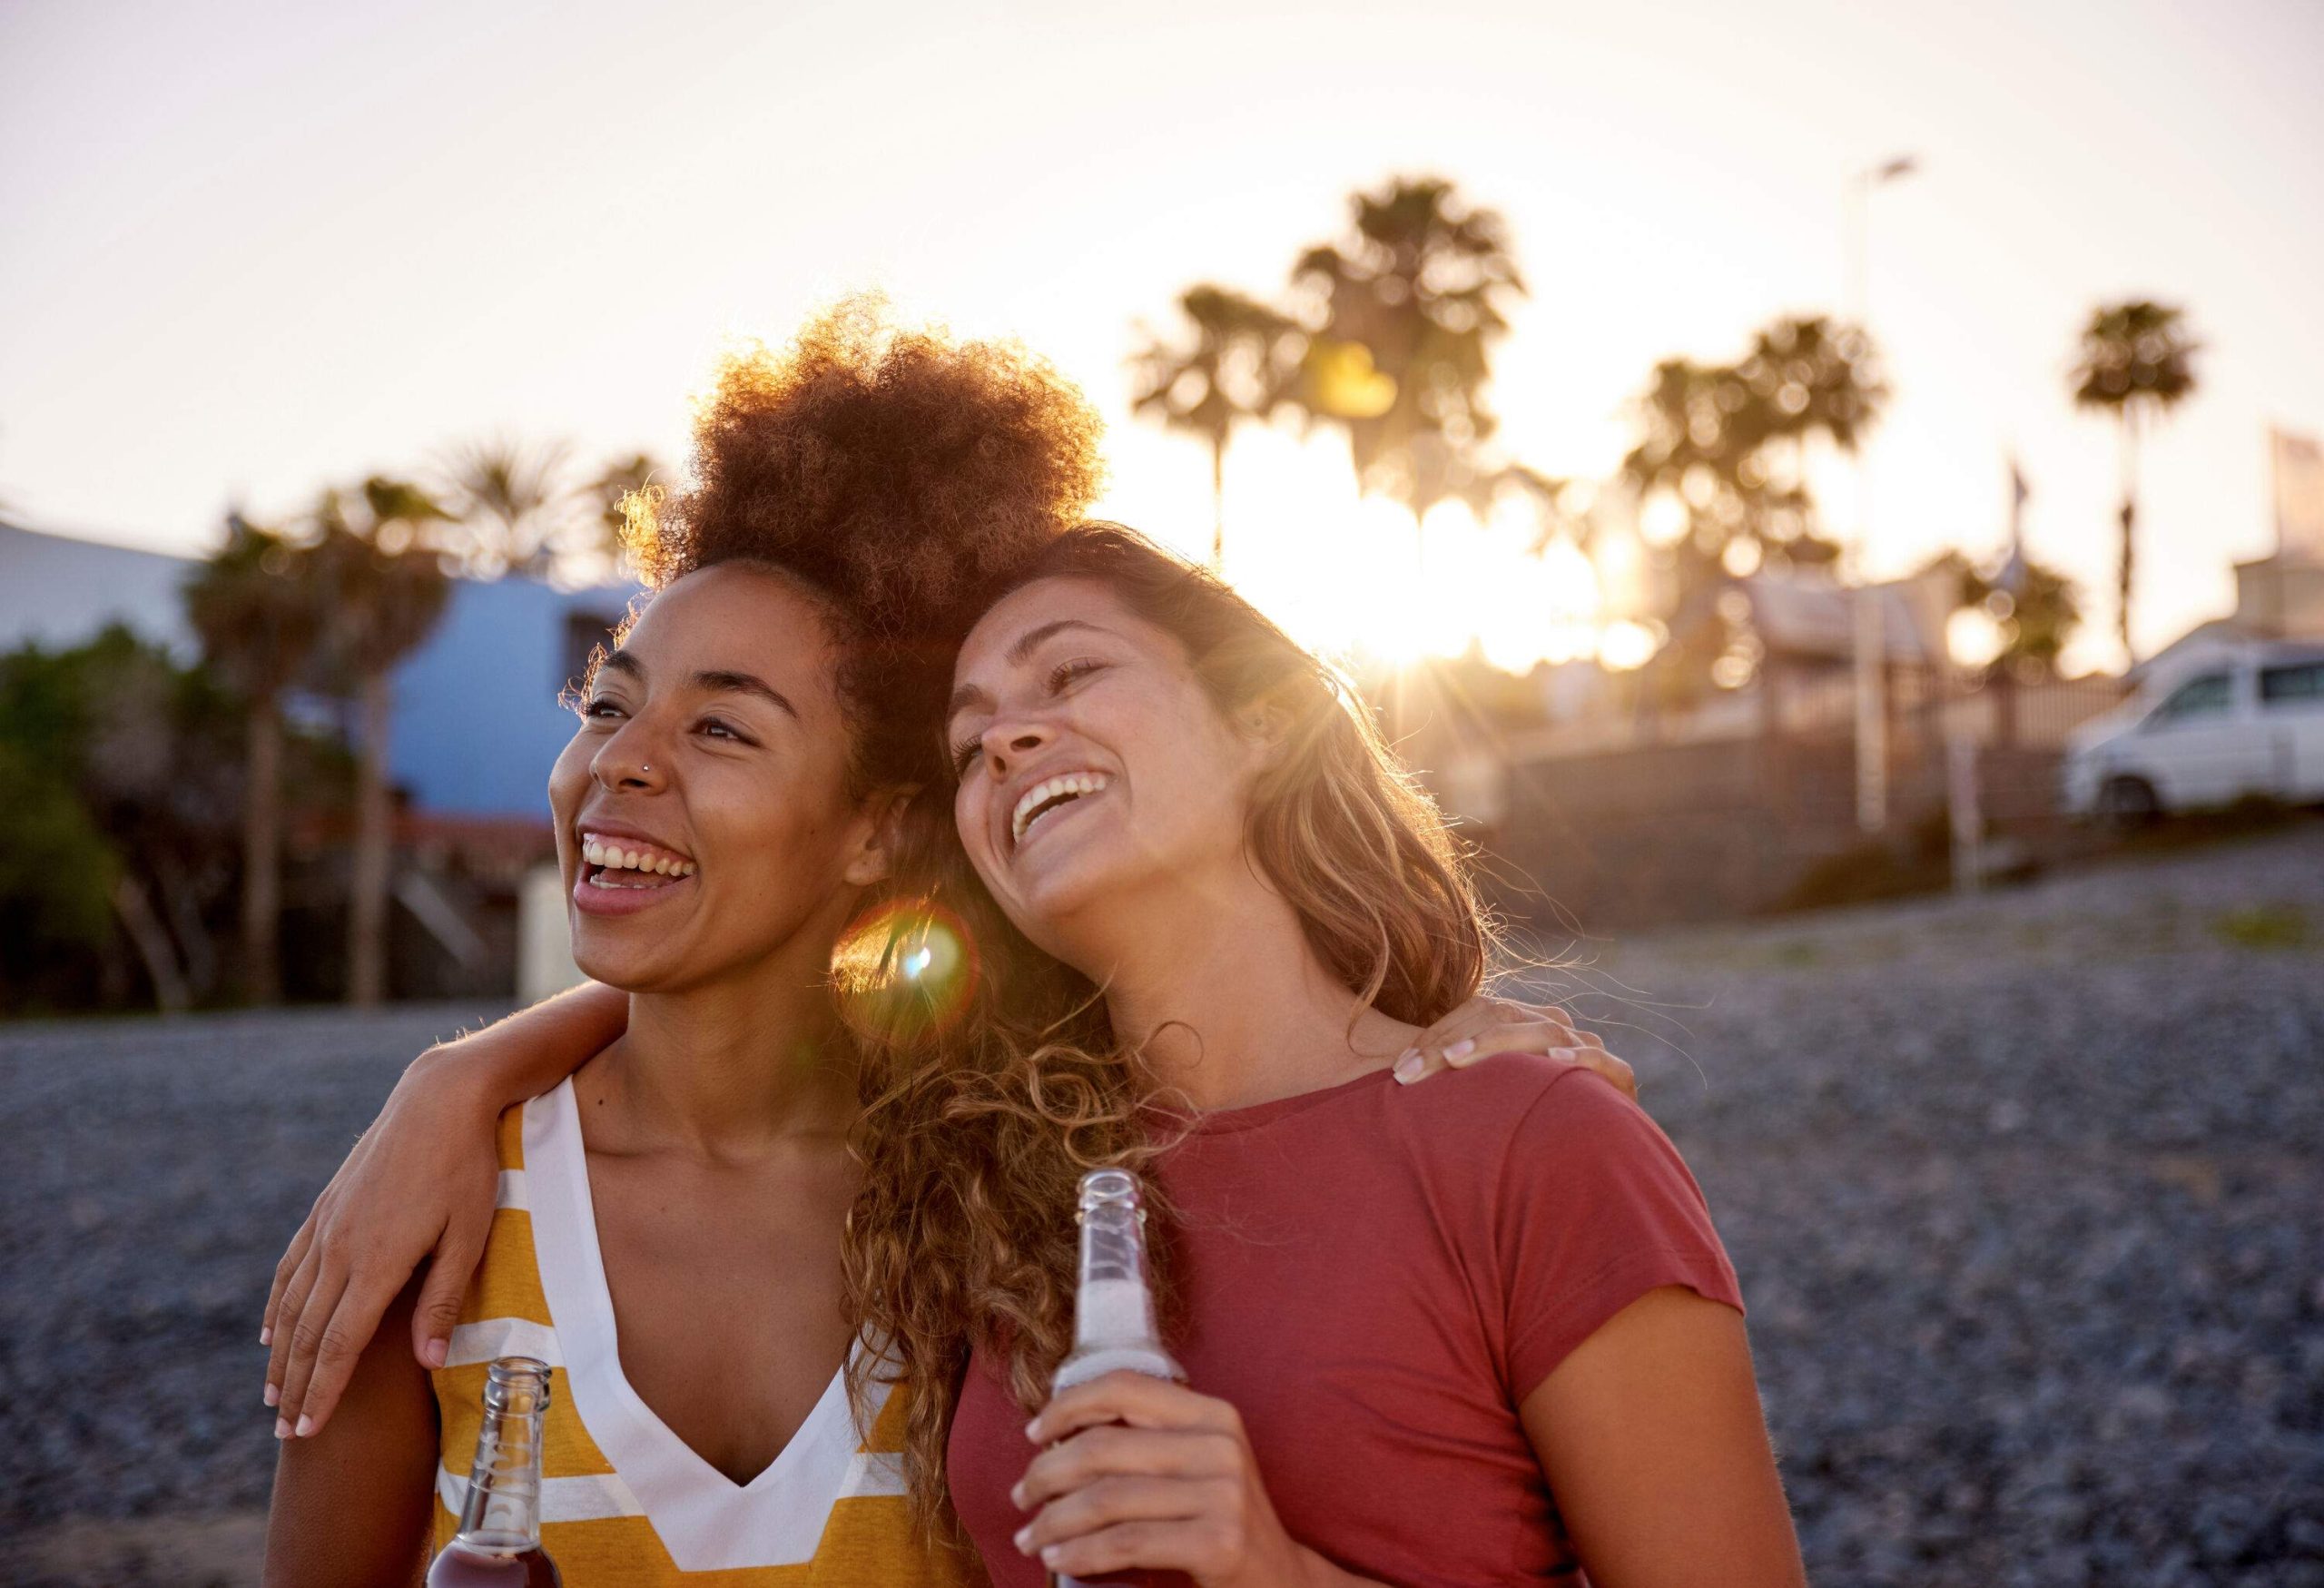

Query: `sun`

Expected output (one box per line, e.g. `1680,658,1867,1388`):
1112,424,1642,676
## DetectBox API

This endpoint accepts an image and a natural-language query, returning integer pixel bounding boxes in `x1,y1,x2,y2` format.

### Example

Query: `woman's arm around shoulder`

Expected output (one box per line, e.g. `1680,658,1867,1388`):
263,981,629,1438
262,1276,443,1588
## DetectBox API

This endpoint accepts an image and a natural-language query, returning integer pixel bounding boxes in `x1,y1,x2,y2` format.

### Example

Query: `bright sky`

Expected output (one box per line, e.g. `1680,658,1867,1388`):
5,0,2319,676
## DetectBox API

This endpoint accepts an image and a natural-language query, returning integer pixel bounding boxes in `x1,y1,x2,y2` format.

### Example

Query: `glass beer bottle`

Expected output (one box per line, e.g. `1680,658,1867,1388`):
428,1356,563,1586
1050,1168,1185,1588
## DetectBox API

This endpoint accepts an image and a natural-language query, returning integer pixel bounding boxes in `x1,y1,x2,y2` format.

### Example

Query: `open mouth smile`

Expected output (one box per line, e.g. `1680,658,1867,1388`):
576,830,697,904
1010,772,1110,849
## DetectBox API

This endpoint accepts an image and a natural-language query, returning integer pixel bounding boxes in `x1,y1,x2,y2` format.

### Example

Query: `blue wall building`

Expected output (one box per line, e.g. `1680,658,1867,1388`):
385,575,633,818
6,520,634,821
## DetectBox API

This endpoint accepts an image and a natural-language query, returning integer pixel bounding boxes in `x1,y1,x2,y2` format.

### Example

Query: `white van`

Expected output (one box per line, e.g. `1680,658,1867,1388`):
2062,642,2324,820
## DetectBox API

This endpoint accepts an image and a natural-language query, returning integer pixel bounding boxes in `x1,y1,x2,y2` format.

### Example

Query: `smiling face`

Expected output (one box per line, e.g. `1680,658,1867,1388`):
946,575,1269,969
547,562,890,994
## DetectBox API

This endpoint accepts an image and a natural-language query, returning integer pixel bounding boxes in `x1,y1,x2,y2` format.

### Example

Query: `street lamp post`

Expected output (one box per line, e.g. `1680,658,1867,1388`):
1846,153,1918,835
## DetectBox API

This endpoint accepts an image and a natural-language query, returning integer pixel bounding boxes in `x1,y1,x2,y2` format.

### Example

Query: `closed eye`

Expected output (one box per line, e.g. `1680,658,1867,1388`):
1049,657,1108,693
945,659,1107,776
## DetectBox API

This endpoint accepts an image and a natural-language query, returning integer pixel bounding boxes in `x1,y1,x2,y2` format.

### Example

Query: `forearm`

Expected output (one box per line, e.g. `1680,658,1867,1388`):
263,983,628,1435
263,1284,438,1586
409,980,629,1110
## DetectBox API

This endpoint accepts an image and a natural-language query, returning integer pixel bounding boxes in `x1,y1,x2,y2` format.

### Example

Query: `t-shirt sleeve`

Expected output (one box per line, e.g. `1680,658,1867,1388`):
1496,1066,1743,1401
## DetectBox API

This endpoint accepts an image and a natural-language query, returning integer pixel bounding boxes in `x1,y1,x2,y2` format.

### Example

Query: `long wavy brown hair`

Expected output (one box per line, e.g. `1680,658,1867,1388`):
841,522,1500,1532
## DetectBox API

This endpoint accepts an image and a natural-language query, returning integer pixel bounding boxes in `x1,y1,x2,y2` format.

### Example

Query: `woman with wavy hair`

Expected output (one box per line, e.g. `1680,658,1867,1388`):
877,521,1804,1585
258,307,1618,1584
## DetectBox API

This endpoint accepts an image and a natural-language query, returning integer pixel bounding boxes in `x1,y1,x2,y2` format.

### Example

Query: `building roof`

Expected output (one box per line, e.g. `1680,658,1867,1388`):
0,518,197,656
1740,567,1949,666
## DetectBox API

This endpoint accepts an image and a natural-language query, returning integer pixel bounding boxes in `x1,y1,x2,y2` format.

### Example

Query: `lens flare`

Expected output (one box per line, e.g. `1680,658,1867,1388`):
832,898,980,1041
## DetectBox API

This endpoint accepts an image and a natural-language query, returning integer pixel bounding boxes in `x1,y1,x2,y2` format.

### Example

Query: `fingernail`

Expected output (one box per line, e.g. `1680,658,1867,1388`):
260,1327,271,1346
422,1337,448,1369
294,1415,314,1438
1393,1050,1424,1084
274,1417,291,1440
263,1383,279,1408
1024,1418,1042,1443
1009,1482,1027,1508
1443,1038,1476,1060
1013,1525,1034,1553
1040,1546,1062,1567
1550,1047,1576,1061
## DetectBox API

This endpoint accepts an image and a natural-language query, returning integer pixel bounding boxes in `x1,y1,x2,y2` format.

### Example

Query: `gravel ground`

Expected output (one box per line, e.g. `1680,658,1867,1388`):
5,827,2321,1585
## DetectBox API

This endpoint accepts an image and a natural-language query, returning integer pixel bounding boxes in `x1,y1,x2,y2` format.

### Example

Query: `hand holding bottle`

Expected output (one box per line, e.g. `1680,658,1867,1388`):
1013,1370,1374,1588
1019,1169,1385,1588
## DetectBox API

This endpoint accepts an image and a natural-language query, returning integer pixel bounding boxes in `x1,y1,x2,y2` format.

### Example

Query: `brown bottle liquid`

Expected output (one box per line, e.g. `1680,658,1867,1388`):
428,1356,563,1588
424,1540,561,1586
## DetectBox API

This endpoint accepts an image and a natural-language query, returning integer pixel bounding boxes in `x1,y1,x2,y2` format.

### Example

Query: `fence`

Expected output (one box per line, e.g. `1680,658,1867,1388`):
1467,672,2130,932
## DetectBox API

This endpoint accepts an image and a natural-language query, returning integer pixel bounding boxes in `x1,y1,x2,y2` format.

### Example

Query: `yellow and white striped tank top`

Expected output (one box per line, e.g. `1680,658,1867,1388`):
430,1080,980,1586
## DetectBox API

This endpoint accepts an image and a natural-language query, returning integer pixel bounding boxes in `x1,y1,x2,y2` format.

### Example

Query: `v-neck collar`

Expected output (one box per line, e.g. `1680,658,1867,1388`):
524,1080,882,1571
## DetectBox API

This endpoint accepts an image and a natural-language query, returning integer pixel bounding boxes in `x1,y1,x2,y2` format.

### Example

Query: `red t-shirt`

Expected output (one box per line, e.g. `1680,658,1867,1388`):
946,1054,1744,1587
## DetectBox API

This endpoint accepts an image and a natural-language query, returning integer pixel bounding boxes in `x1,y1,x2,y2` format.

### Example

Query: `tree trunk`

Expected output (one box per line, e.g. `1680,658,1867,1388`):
2117,410,2141,667
1209,437,1227,571
241,697,283,1003
349,668,394,1007
111,873,192,1013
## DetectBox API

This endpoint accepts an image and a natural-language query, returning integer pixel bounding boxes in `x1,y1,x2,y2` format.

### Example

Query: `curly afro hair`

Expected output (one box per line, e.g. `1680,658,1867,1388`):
620,298,1106,794
628,296,1103,632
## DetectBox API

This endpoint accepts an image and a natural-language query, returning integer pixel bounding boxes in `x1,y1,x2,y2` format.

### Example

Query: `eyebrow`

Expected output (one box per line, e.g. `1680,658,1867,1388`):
944,619,1118,725
596,651,800,720
695,668,801,720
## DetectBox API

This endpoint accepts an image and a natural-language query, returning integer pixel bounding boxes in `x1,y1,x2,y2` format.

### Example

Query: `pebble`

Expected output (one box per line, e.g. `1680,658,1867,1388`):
4,826,2322,1587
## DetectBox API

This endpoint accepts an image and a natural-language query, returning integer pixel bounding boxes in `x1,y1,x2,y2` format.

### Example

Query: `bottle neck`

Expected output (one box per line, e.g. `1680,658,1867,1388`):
1073,1198,1160,1350
455,1403,547,1552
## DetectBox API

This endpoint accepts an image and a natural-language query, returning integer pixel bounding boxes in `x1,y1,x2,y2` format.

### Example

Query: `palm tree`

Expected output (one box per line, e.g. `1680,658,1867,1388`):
1130,286,1303,568
438,436,576,580
1620,314,1886,699
183,512,325,1003
1953,550,2082,676
1624,315,1886,557
315,478,454,1006
1288,177,1525,525
2071,301,2201,664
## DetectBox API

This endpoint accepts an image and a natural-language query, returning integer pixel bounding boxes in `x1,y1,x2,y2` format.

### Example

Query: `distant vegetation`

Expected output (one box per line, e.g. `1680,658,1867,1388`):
1,438,661,1016
2070,300,2201,665
10,175,2204,1014
1131,173,2183,695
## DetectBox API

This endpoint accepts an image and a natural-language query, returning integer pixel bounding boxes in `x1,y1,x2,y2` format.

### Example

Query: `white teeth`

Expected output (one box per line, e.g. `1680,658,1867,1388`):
1010,772,1110,844
578,834,696,878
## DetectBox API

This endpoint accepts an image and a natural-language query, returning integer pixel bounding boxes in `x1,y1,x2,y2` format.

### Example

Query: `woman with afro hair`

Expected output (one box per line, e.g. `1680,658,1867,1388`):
259,301,1619,1586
